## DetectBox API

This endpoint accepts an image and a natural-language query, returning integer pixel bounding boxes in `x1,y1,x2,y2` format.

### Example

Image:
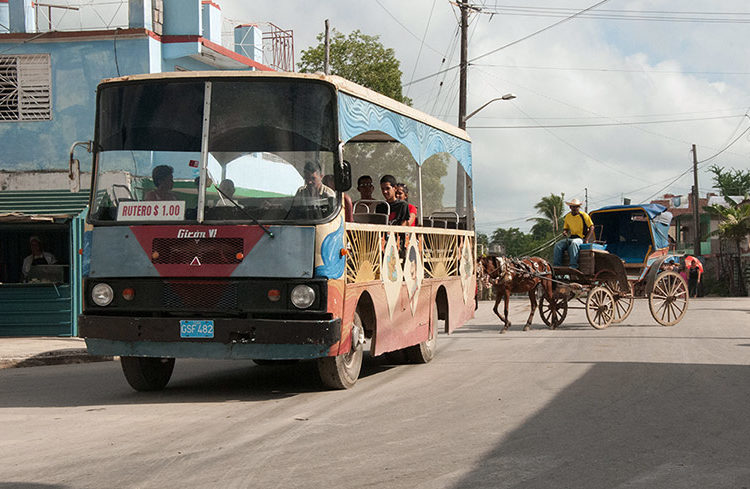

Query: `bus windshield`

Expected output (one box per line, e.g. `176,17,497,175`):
90,78,339,224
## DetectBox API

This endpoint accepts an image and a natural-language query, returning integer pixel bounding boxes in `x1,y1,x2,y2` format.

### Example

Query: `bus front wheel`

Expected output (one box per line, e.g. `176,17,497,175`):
317,312,364,389
120,356,175,392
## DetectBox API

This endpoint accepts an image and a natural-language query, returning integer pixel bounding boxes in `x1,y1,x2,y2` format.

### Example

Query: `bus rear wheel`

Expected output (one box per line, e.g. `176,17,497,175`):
405,301,439,363
120,356,175,391
317,312,364,389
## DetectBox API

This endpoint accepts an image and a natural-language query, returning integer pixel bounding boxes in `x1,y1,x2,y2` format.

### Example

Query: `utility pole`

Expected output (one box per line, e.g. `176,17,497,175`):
458,1,468,130
584,187,588,213
692,144,701,256
456,1,469,216
323,19,330,75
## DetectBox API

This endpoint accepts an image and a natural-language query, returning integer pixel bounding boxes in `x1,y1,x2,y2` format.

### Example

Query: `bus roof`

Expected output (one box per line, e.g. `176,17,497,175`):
99,71,471,143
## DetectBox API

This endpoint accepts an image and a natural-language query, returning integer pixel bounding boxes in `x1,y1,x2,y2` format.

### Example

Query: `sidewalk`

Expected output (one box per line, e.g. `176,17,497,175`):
0,337,113,369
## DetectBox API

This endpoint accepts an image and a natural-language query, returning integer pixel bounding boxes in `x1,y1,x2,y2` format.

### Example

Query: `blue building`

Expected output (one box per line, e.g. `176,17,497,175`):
0,0,275,336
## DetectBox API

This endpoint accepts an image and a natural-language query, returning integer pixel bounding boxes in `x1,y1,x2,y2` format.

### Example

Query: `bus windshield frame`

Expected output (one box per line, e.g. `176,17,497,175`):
88,77,341,226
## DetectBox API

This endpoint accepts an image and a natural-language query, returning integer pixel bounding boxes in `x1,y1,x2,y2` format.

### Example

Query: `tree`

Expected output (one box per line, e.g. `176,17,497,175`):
490,227,535,258
477,232,489,255
298,29,412,105
708,164,750,198
705,197,750,295
528,193,565,235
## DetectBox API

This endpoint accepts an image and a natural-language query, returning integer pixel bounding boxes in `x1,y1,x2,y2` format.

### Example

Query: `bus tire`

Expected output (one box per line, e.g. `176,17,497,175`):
317,312,364,389
120,356,175,392
405,301,439,364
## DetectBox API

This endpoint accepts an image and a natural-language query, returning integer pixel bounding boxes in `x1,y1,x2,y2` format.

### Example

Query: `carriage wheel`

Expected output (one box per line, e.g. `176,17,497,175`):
606,281,634,324
539,293,568,329
585,286,614,329
649,271,689,326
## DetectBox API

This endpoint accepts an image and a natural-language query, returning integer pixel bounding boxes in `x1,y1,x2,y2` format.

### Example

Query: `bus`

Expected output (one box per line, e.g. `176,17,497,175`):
74,71,476,390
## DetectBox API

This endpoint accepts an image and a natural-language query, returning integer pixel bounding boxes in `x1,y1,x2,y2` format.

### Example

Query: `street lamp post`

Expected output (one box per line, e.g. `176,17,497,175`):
456,93,516,231
463,93,516,124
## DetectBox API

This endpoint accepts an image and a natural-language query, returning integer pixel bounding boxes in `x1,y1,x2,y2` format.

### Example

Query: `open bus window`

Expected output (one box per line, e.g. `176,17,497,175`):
422,153,471,229
343,141,419,224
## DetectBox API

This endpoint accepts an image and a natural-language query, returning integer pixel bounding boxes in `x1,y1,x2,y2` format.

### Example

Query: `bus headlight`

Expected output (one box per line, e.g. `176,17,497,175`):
91,283,114,306
290,284,315,309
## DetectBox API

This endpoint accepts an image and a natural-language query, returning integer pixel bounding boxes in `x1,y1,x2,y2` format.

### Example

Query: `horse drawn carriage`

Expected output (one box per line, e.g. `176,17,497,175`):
537,204,689,329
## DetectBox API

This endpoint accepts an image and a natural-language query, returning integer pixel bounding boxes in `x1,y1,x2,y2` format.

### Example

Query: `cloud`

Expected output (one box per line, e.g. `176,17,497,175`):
223,0,750,232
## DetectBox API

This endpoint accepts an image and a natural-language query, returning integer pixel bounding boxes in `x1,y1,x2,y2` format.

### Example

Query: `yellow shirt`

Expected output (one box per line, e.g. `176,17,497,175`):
563,211,594,239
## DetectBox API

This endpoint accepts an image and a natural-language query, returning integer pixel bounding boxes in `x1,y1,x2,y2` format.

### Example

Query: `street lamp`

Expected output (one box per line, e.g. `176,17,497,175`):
464,93,516,123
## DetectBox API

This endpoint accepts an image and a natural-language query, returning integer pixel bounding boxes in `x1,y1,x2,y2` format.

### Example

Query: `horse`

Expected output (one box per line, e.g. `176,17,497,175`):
477,255,555,333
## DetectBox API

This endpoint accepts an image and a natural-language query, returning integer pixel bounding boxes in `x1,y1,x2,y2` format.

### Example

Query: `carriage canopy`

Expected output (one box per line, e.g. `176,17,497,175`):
590,204,672,263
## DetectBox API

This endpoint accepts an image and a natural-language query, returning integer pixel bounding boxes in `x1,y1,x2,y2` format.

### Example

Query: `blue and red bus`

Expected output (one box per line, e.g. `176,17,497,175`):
75,71,476,390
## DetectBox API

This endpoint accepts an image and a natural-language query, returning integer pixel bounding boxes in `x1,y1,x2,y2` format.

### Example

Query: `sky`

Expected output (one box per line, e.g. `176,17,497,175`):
220,0,750,235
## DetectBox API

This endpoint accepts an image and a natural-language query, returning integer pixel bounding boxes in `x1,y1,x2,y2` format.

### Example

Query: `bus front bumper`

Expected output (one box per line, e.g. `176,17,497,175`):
79,316,341,360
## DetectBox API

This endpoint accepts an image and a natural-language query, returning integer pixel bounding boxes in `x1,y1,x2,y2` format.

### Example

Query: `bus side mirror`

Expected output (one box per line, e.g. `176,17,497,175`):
335,159,352,191
69,158,81,193
69,140,92,193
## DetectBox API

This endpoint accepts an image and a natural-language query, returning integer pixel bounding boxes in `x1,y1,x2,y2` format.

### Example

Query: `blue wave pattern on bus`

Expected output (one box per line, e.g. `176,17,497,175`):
337,92,473,177
314,218,346,279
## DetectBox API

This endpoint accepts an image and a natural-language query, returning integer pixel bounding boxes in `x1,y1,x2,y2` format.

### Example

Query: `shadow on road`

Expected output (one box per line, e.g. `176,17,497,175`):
447,362,750,489
0,351,405,408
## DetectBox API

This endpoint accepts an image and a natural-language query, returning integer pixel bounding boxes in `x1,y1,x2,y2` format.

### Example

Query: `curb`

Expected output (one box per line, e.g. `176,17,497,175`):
0,350,114,369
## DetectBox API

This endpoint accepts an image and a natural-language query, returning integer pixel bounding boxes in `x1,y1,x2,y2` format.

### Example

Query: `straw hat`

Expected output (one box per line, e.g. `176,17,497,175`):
566,198,583,207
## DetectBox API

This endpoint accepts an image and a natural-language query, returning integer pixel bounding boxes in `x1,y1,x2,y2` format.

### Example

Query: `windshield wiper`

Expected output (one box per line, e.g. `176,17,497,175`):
214,186,274,239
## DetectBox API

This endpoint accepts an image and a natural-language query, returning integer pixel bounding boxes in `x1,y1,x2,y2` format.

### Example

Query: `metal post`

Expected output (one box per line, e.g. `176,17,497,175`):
692,144,701,256
456,1,468,215
323,19,330,75
416,164,423,226
197,81,212,224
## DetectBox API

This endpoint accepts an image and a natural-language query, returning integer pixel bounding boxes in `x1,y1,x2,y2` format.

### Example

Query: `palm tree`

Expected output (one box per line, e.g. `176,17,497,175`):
528,193,565,235
706,197,750,295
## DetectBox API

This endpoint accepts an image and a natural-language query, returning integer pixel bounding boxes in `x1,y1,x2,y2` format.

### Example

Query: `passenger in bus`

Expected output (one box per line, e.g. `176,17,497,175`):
322,174,352,221
395,183,418,226
22,236,57,281
295,161,336,199
144,165,178,201
376,175,410,226
214,179,236,207
355,175,375,201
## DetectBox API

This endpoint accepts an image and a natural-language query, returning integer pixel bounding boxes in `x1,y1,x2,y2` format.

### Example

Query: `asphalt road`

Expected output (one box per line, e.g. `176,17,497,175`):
1,297,749,489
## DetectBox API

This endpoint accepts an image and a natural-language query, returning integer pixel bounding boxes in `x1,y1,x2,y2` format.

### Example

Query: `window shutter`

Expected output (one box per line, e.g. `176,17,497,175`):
0,54,51,121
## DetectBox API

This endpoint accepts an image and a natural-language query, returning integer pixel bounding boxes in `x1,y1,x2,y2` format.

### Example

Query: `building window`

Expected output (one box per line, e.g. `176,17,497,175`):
0,54,52,122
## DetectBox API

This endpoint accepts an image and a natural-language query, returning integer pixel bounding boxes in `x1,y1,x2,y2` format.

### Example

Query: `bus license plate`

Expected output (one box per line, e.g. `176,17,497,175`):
180,320,214,339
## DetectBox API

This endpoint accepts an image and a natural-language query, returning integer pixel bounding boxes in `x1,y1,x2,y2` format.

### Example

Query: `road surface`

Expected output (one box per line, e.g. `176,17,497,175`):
1,297,749,488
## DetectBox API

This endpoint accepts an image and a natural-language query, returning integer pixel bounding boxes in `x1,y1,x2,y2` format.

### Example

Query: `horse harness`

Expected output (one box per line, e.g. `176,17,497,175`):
484,257,550,286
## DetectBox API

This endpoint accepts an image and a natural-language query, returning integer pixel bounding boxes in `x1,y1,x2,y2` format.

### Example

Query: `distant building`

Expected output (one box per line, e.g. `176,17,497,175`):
0,0,288,336
651,192,748,257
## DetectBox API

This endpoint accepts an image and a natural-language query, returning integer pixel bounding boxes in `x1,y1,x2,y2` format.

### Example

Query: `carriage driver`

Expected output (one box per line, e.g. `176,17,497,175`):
553,198,595,269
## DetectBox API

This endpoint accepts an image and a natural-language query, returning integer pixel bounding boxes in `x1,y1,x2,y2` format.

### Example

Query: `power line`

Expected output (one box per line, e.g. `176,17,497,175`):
405,0,438,98
638,124,750,204
374,0,444,56
472,68,651,184
474,71,747,157
472,5,750,24
471,63,750,76
469,0,612,64
404,0,612,87
468,114,746,129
